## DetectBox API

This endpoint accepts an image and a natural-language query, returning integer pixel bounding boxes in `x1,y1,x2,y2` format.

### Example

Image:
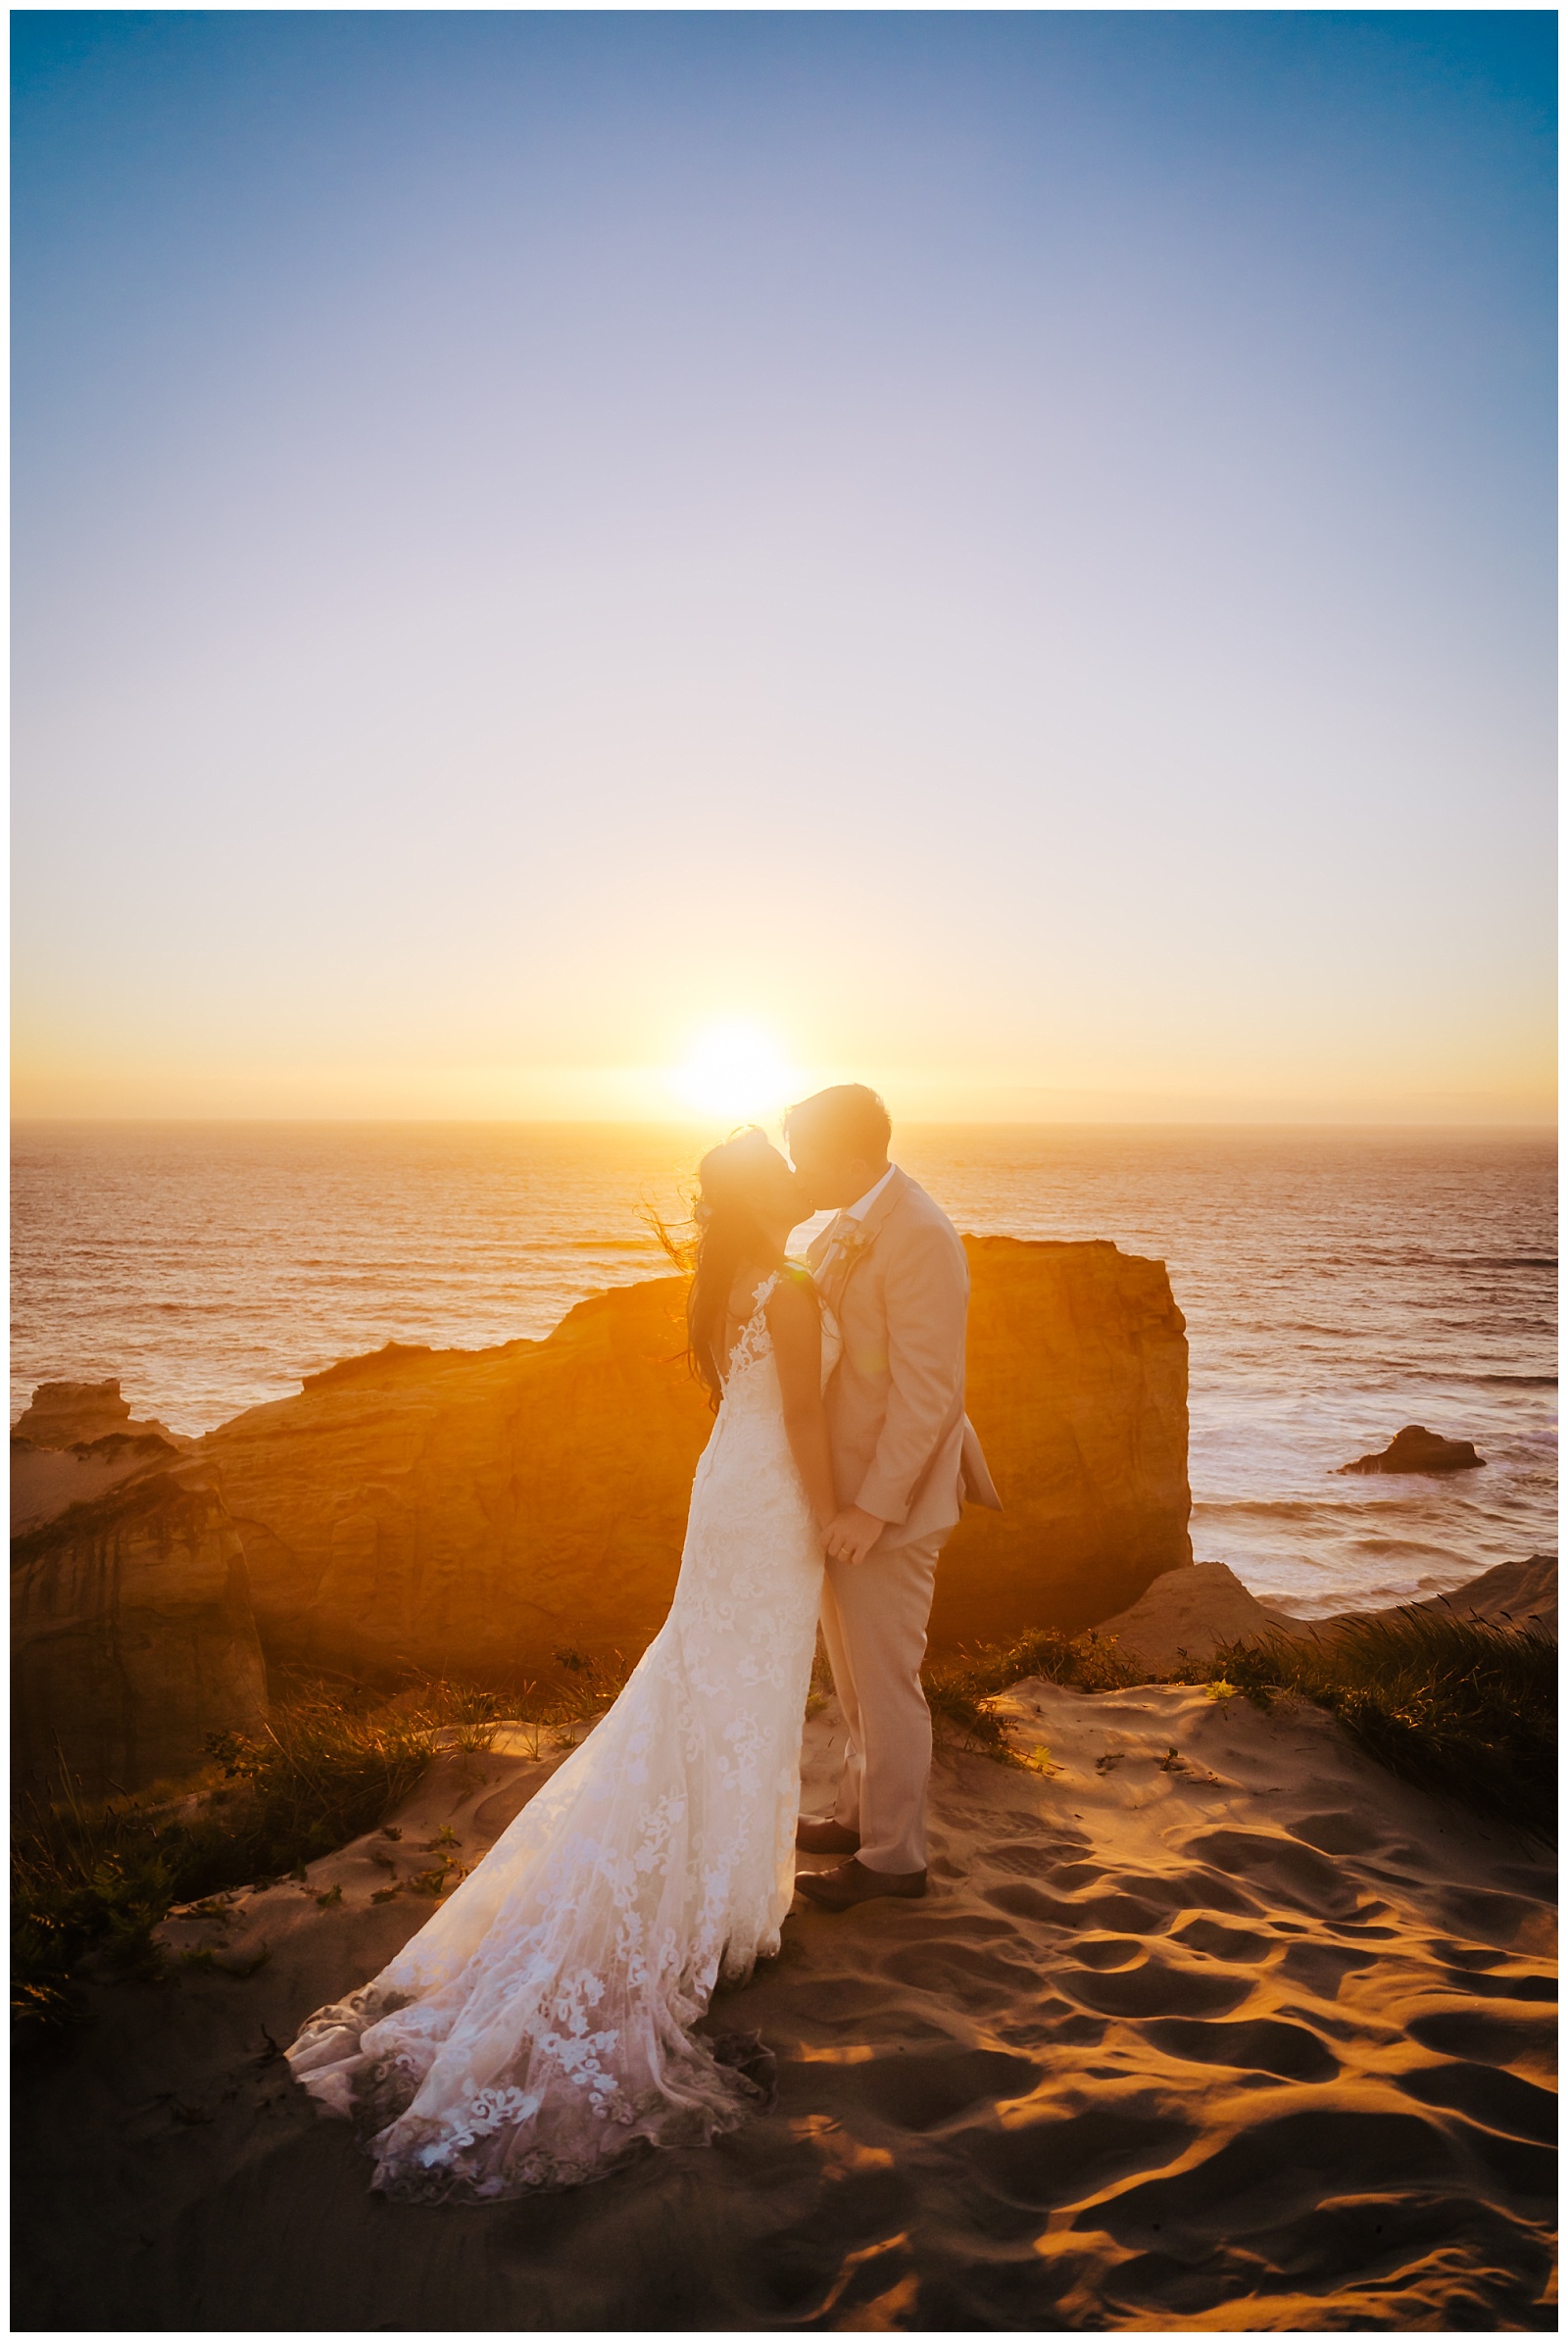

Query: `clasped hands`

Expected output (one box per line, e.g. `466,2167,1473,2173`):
822,1504,885,1566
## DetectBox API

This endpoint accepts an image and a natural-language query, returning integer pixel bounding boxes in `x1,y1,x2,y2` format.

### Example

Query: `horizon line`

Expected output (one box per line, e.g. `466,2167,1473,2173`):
10,1113,1558,1136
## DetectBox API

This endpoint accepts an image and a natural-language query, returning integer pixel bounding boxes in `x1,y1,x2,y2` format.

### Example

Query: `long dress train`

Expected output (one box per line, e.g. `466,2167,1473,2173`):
285,1273,832,2200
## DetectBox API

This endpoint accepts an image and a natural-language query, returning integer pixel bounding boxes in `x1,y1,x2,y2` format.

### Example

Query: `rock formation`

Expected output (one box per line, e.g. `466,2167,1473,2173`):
13,1376,196,1454
1337,1425,1486,1476
934,1238,1191,1646
200,1236,1191,1686
12,1397,269,1800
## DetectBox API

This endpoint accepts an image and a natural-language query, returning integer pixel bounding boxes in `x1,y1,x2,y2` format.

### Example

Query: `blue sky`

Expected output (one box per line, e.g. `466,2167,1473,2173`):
12,10,1556,1122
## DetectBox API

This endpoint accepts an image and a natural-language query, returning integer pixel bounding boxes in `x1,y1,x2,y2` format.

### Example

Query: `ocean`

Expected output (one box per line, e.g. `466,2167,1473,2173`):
11,1121,1555,1621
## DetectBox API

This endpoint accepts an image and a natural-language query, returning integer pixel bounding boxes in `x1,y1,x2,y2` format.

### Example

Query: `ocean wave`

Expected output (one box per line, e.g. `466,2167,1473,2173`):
1424,1372,1559,1388
1281,1251,1556,1272
1446,1255,1558,1269
1188,1497,1456,1522
1193,1500,1327,1520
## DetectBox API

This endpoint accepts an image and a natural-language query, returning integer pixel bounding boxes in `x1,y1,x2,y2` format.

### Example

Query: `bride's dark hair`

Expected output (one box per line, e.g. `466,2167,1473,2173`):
683,1127,794,1410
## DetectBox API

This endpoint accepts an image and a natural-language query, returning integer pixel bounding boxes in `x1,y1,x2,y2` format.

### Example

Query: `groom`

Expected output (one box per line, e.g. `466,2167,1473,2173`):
785,1086,1001,1911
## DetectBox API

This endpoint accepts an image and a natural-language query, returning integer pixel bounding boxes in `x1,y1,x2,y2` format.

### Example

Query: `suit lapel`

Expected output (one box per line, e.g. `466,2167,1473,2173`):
819,1168,909,1311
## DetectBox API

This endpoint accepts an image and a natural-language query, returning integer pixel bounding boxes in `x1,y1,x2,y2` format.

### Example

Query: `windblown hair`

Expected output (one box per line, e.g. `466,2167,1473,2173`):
783,1083,892,1165
684,1128,790,1411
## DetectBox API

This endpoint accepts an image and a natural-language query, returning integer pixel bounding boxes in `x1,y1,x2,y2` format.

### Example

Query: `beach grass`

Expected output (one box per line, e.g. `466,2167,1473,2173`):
12,1673,557,2031
923,1627,1137,1757
1201,1608,1557,1839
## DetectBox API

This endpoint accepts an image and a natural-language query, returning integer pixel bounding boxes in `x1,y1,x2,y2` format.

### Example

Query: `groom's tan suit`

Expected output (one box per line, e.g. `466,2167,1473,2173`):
808,1168,1001,1874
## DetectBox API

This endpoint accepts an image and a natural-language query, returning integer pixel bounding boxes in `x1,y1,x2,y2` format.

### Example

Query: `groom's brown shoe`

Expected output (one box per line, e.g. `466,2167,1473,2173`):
796,1817,860,1857
795,1859,927,1911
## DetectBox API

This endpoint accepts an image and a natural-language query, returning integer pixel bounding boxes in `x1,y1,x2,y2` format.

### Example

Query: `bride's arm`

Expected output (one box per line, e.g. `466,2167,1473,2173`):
766,1271,837,1535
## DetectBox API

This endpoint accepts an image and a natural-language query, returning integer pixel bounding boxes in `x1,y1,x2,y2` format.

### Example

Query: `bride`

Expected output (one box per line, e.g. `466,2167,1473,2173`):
286,1128,839,2201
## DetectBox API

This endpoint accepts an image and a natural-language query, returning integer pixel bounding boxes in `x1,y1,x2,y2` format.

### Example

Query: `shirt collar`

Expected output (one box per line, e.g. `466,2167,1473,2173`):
843,1163,897,1223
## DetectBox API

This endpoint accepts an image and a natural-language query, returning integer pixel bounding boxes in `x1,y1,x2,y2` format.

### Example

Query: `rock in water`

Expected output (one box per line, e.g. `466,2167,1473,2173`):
1338,1425,1486,1476
11,1421,269,1798
200,1236,1192,1684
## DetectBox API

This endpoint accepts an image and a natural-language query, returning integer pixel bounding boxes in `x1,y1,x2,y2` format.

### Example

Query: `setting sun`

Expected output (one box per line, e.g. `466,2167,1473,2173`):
670,1022,799,1125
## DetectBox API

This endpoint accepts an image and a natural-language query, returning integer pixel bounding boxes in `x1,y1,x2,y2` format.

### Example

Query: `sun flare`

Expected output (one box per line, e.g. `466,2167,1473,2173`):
671,1023,798,1125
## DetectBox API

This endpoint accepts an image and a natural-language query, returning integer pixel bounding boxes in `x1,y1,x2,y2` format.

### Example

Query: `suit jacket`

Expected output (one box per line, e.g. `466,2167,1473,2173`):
808,1167,1002,1556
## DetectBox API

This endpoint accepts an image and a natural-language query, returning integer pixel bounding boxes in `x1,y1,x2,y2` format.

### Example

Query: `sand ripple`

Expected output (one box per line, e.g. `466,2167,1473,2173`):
13,1680,1556,2331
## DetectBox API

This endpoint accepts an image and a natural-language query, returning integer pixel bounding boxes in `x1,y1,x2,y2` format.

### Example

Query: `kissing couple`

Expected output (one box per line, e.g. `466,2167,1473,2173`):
287,1085,1002,2200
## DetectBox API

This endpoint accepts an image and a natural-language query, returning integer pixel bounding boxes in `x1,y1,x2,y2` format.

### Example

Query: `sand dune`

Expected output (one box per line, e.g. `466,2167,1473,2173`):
15,1685,1556,2331
1095,1553,1560,1678
1092,1560,1289,1675
1330,1552,1558,1640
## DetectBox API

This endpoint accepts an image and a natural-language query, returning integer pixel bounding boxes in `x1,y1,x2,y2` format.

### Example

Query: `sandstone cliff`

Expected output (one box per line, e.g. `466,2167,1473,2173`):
935,1237,1191,1645
12,1394,270,1799
201,1236,1190,1685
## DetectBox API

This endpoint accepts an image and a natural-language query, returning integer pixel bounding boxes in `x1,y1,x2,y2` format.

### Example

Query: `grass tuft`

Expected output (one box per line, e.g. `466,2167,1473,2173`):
922,1628,1137,1760
1200,1608,1557,1839
12,1676,516,2033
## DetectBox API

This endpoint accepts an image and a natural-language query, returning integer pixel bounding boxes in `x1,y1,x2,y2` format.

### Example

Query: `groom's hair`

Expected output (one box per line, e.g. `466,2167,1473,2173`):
785,1084,892,1165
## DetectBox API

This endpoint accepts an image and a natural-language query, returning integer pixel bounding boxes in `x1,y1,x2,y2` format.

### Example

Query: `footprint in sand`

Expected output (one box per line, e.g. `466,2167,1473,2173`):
1057,1952,1255,2021
1170,1916,1277,1963
1143,2013,1339,2082
1182,1826,1375,1920
966,2104,1196,2212
1069,1935,1145,1972
1407,2001,1556,2074
1395,2058,1557,2144
877,1939,1046,2001
1275,1939,1381,1998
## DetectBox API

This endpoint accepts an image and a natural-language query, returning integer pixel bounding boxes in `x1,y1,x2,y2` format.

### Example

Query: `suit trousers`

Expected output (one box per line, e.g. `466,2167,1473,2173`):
818,1528,949,1875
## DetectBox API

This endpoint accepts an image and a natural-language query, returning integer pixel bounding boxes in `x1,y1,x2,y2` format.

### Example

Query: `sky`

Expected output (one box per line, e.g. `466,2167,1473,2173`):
11,9,1557,1126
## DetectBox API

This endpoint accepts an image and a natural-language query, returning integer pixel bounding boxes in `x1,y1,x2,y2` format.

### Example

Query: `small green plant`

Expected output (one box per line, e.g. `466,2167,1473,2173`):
407,1860,465,1899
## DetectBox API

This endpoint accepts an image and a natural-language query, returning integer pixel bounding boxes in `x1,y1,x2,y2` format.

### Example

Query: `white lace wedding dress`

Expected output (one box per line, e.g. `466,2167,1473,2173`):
286,1273,836,2201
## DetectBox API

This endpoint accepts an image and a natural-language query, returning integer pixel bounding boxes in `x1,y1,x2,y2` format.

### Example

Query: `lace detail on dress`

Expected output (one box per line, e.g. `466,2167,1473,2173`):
285,1273,838,2203
720,1272,779,1393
